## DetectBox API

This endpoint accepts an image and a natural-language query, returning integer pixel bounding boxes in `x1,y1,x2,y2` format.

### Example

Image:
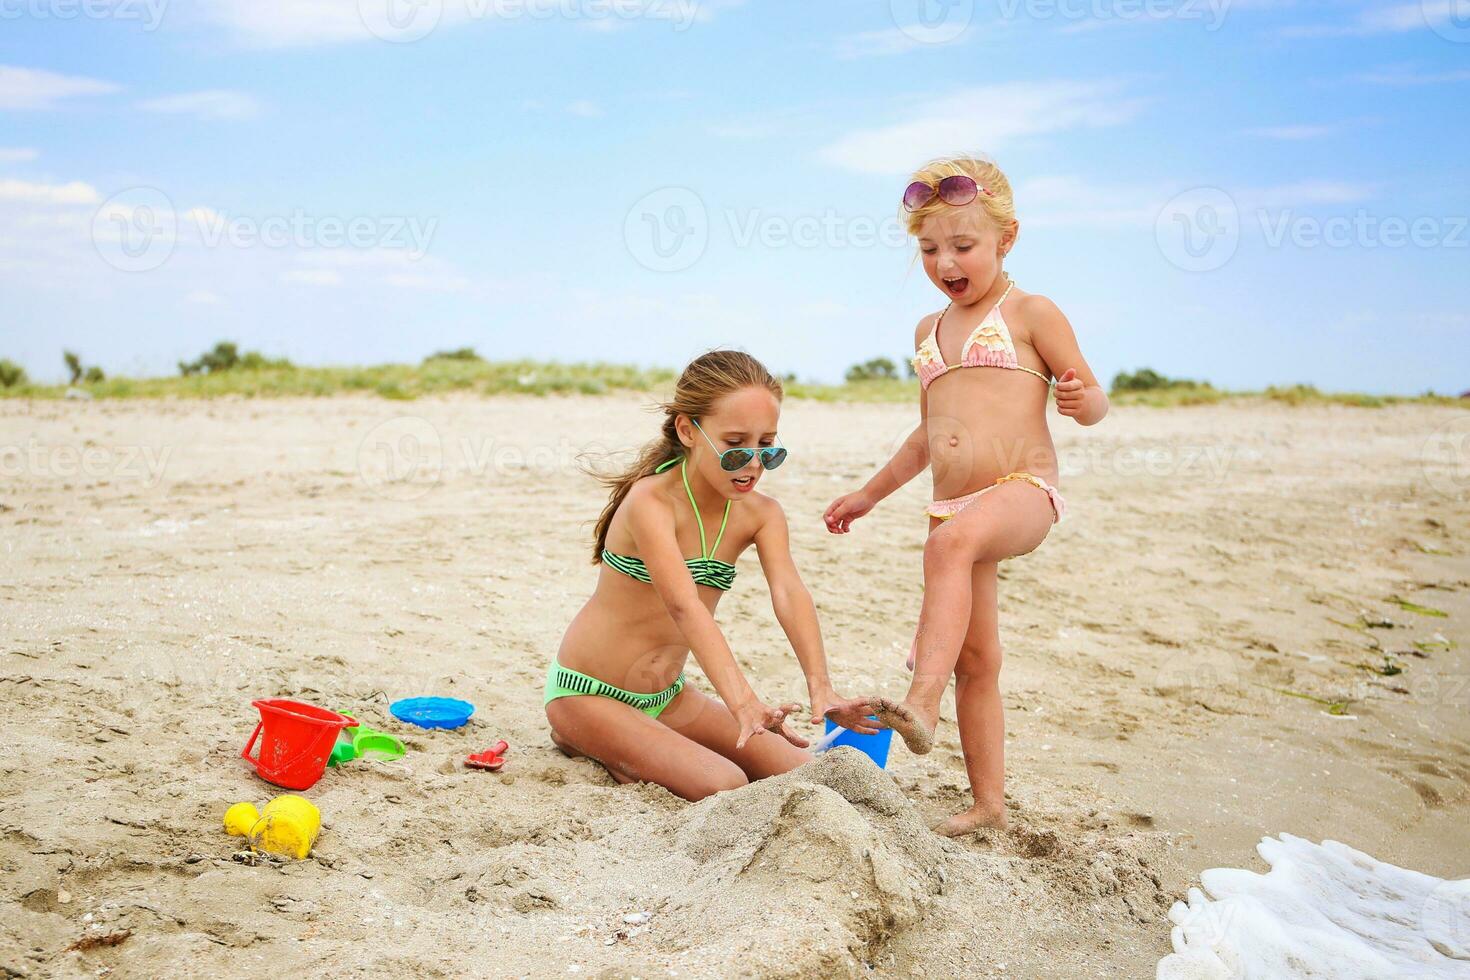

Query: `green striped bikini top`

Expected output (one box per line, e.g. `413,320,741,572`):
601,457,737,592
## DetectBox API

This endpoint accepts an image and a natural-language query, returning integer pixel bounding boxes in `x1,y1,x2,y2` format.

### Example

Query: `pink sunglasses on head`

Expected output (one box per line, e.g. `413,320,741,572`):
901,174,994,212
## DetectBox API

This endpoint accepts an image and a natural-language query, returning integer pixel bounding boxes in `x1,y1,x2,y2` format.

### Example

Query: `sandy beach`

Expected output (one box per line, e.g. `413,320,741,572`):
2,394,1467,978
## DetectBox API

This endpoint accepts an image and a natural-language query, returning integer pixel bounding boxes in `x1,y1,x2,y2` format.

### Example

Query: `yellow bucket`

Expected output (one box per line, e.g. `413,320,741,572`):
248,795,321,860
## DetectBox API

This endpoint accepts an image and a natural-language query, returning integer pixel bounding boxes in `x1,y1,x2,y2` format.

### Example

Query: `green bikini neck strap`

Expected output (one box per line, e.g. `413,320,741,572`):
655,456,731,559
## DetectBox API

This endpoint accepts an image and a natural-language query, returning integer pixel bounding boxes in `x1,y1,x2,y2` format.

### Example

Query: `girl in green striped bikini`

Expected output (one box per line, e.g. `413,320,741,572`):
546,350,873,801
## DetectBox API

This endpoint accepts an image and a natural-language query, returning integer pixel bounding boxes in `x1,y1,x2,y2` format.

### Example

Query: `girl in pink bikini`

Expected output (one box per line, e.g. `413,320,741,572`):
824,155,1109,836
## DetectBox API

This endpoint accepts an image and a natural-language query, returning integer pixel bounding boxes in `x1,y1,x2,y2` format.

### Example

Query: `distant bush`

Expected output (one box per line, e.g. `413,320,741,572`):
179,342,291,376
0,359,25,388
845,357,899,382
1111,367,1211,393
64,350,105,384
1265,384,1385,408
425,347,483,363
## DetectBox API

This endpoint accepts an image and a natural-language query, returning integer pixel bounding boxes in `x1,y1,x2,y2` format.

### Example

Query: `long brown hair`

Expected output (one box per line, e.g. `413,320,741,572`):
591,350,784,562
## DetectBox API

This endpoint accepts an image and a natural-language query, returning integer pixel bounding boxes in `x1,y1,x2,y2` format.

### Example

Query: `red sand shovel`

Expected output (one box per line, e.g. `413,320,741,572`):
465,740,509,772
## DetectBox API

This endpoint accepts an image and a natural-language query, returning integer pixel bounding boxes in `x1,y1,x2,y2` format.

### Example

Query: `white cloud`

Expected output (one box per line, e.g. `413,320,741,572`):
184,289,222,305
834,24,973,59
287,248,470,291
565,99,605,118
385,271,470,291
183,206,222,226
1282,0,1464,37
195,0,391,47
1241,123,1336,141
138,90,262,121
1016,175,1377,229
281,269,343,286
0,65,119,110
1351,67,1470,85
0,177,100,205
0,147,40,163
196,0,739,47
1017,175,1159,228
817,80,1147,176
1241,180,1375,209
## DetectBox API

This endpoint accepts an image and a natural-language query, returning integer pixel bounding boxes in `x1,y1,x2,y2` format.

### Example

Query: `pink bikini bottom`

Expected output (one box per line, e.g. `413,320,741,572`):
924,472,1066,525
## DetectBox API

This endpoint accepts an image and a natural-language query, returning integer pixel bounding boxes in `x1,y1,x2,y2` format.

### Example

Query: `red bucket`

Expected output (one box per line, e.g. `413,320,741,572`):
241,699,355,791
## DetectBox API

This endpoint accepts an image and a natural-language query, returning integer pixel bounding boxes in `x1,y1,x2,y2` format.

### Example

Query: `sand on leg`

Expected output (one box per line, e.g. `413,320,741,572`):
875,481,1052,756
547,693,749,801
934,560,1008,836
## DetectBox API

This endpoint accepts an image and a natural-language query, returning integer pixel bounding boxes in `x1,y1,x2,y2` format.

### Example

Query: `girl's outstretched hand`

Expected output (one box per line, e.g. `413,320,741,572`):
822,697,881,736
734,699,808,750
808,689,879,732
824,490,874,534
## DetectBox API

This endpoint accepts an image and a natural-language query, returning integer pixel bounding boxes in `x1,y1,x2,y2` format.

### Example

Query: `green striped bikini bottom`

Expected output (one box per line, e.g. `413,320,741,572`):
543,662,685,719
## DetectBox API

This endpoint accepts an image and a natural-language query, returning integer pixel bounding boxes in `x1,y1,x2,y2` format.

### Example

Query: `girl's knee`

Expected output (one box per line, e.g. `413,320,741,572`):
923,528,973,573
687,758,748,800
955,642,1002,684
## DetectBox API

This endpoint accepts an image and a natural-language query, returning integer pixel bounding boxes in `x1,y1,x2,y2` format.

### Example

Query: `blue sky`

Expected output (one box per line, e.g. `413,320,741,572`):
1,0,1467,393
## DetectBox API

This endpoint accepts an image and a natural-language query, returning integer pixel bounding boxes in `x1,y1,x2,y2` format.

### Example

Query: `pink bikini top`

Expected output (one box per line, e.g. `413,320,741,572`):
911,277,1053,391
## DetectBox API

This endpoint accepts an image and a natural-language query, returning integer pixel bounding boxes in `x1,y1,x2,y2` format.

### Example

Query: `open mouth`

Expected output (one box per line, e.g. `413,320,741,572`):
943,276,969,297
732,474,756,493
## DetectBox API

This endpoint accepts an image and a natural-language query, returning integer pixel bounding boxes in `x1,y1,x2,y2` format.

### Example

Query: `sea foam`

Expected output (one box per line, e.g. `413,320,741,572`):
1158,834,1470,979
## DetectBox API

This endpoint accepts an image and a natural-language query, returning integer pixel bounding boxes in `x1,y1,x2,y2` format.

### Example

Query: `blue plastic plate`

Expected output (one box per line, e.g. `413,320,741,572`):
389,697,475,730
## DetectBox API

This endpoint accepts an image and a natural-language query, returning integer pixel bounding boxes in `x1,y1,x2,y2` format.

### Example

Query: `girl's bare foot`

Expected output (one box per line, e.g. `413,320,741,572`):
933,802,1008,836
873,698,936,755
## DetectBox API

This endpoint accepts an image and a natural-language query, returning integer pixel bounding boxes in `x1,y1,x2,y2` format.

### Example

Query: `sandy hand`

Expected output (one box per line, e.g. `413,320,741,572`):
821,697,881,735
735,700,807,750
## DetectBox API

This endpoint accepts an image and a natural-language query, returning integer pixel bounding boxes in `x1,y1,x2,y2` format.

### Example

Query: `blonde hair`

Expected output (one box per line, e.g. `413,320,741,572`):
591,350,784,562
903,154,1017,239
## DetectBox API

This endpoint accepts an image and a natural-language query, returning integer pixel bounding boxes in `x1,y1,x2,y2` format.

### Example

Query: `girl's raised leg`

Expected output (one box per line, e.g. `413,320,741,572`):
875,481,1052,754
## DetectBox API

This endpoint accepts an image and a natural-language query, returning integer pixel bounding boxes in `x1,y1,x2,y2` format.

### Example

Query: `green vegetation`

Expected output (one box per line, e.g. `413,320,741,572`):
0,349,1458,405
1109,367,1223,406
424,347,484,363
1111,367,1210,392
178,341,293,376
844,357,900,382
1264,686,1353,716
1107,367,1456,408
0,359,26,389
1390,596,1449,618
63,350,104,384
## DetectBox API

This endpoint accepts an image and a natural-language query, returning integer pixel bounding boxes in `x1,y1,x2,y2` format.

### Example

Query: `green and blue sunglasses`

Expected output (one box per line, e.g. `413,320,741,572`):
693,419,788,472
